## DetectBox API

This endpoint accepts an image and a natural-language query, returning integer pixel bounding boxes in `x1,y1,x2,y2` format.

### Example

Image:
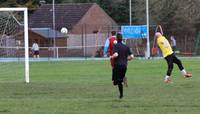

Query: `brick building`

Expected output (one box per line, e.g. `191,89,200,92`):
30,3,118,34
29,3,118,57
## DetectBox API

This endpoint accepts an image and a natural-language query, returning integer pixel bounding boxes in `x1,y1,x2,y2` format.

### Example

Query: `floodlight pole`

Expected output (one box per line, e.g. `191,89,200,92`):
129,0,132,25
125,0,132,45
52,0,56,57
146,0,150,59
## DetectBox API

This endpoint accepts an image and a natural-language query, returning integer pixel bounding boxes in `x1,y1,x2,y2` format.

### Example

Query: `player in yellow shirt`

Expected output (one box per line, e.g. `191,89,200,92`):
155,32,192,84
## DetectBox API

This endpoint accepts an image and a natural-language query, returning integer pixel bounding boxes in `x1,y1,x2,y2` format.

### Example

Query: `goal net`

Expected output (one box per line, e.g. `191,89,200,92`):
0,8,29,83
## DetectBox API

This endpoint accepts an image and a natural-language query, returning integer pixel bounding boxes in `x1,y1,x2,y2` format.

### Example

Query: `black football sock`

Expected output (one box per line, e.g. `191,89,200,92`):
118,83,123,99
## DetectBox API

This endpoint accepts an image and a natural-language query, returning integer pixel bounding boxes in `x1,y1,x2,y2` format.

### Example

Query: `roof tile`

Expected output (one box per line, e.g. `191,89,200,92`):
29,3,94,30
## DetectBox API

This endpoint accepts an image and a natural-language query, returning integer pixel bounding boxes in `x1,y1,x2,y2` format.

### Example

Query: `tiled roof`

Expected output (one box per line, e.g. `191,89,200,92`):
29,3,94,30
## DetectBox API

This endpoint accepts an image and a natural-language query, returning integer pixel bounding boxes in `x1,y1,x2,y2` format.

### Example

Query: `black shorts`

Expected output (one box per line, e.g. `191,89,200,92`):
112,64,127,85
34,51,39,55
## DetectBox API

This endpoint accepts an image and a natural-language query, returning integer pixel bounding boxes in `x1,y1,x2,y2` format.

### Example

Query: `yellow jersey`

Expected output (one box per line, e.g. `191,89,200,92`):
157,36,173,57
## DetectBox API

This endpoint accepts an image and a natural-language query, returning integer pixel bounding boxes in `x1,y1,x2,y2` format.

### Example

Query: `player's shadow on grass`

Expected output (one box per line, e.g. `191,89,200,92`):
111,99,131,109
111,104,131,109
0,109,10,113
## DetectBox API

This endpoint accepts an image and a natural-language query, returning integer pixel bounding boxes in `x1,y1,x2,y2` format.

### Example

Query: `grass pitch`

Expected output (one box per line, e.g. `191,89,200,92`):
0,58,200,114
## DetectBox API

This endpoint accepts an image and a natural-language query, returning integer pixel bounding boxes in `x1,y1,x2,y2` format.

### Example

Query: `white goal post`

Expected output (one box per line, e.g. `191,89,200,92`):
0,8,29,83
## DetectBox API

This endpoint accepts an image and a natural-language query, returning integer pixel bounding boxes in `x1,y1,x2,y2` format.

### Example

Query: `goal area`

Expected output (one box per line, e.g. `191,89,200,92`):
0,8,29,83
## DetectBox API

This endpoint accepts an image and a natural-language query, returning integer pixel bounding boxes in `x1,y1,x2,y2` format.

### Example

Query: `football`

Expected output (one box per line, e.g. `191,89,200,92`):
113,40,117,44
61,27,68,34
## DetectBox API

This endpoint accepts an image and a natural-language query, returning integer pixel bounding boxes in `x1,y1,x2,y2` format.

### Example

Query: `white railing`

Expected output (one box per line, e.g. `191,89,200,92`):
0,45,105,58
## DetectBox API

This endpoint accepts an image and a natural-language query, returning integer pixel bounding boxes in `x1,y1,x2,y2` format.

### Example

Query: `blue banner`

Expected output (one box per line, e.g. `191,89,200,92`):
121,25,147,39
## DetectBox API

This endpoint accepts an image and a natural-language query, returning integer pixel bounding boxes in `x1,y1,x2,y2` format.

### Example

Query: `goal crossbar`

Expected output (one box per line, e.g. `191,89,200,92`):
0,8,28,11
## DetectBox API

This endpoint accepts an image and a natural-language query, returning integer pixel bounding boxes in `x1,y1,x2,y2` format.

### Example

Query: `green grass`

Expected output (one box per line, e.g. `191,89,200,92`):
0,58,200,114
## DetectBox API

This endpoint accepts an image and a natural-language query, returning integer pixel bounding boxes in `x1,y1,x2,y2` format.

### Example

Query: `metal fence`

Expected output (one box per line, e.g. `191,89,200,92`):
1,24,200,59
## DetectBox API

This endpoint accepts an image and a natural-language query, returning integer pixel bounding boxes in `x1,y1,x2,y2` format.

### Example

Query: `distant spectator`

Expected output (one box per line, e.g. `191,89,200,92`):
96,46,104,57
170,36,176,51
31,40,40,58
103,38,109,57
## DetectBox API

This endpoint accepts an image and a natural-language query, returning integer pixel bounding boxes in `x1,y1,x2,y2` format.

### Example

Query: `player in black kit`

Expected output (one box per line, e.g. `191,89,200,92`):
110,33,134,99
